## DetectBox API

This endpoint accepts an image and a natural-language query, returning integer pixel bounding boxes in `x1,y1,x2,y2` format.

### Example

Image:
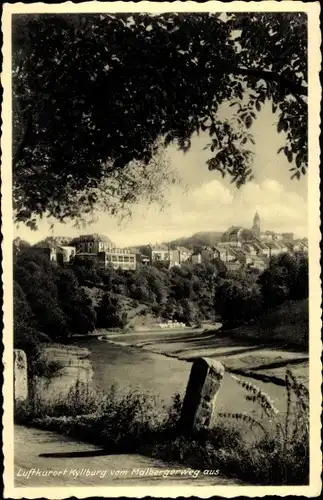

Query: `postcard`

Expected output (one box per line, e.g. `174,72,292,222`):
1,1,322,498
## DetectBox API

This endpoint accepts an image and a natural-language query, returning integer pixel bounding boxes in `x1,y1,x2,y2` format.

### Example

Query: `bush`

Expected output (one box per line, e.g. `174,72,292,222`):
15,370,309,485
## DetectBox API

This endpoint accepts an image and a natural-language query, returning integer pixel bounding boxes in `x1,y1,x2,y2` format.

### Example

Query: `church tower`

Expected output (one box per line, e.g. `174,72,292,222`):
252,211,260,236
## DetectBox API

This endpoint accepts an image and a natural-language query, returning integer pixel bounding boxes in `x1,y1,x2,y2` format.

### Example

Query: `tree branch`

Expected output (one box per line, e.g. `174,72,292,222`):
222,63,307,97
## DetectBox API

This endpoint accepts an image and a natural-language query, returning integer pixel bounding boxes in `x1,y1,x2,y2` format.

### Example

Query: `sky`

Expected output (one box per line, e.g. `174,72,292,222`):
15,101,308,247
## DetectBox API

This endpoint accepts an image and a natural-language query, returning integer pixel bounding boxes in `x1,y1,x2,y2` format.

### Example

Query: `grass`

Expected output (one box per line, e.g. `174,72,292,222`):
15,370,309,485
229,299,308,350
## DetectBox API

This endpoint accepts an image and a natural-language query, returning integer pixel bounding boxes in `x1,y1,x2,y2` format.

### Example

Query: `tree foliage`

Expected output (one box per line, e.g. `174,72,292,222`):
14,246,309,351
96,292,127,329
214,278,263,324
14,249,96,345
259,251,308,308
13,12,307,226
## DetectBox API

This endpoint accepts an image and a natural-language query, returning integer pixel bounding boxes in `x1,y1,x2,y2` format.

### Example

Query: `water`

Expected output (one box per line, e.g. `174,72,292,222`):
74,335,288,416
79,337,191,405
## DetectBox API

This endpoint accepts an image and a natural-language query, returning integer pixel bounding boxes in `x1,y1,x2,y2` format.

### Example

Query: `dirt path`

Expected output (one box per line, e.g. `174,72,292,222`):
15,425,240,487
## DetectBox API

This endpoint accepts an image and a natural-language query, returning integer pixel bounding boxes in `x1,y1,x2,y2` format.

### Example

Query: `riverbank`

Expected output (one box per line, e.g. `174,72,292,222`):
15,328,309,486
94,327,309,388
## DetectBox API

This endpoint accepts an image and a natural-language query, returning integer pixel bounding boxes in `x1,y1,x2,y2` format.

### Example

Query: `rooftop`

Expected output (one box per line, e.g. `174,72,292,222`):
72,234,115,245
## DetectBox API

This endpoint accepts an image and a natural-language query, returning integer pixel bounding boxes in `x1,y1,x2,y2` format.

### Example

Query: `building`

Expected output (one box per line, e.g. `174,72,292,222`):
282,232,294,241
135,252,150,266
221,227,255,246
274,241,289,253
214,246,229,261
248,255,267,271
252,211,261,236
259,230,274,241
71,234,115,254
33,241,59,262
242,242,258,256
286,240,308,253
50,236,74,246
219,213,306,271
142,244,172,264
97,248,136,271
74,252,98,263
56,245,76,265
225,260,243,272
176,246,192,263
201,247,219,263
265,241,283,257
191,253,202,265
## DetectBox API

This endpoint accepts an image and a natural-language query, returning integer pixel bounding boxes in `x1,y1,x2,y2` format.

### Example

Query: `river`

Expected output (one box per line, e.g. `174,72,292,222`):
73,333,288,417
76,337,191,404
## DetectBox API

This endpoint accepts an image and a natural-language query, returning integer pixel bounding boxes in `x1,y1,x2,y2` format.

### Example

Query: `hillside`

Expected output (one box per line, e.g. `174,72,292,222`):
226,299,308,349
166,231,223,249
82,285,160,331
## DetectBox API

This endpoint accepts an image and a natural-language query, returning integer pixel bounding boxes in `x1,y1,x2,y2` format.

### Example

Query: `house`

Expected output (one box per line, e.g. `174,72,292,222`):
201,247,220,263
287,239,308,253
253,240,271,258
242,242,258,256
170,249,181,267
33,241,59,262
248,256,267,271
274,241,289,253
213,246,228,261
56,245,76,265
176,246,192,263
265,241,282,257
225,260,243,272
234,250,250,265
191,253,202,265
212,246,237,262
282,232,294,241
259,231,275,241
143,244,172,264
135,252,150,266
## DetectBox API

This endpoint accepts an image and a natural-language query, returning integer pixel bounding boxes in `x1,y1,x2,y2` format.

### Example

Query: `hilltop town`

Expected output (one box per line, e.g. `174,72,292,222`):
14,212,308,274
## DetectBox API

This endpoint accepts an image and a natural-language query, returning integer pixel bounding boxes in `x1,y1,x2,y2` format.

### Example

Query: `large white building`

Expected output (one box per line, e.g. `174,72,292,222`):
97,248,136,271
71,234,137,271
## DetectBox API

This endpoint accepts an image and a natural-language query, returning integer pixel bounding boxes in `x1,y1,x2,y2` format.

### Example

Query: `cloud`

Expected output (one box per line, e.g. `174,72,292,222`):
15,177,308,247
188,180,233,209
115,177,308,244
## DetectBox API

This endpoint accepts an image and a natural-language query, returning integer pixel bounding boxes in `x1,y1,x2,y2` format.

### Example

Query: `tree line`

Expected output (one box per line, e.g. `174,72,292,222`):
14,247,308,352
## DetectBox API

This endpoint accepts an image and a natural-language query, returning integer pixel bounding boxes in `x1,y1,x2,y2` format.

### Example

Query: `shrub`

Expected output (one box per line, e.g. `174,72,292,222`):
14,367,308,485
215,370,309,484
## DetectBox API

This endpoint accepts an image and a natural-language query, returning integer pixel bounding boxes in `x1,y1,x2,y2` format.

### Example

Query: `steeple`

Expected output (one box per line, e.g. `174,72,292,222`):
252,211,260,235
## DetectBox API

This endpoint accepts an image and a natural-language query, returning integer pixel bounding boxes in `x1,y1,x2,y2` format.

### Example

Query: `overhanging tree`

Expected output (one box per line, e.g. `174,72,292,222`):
13,12,307,227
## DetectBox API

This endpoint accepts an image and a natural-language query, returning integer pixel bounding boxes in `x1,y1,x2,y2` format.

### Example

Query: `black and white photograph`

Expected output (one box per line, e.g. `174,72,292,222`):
1,1,321,497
